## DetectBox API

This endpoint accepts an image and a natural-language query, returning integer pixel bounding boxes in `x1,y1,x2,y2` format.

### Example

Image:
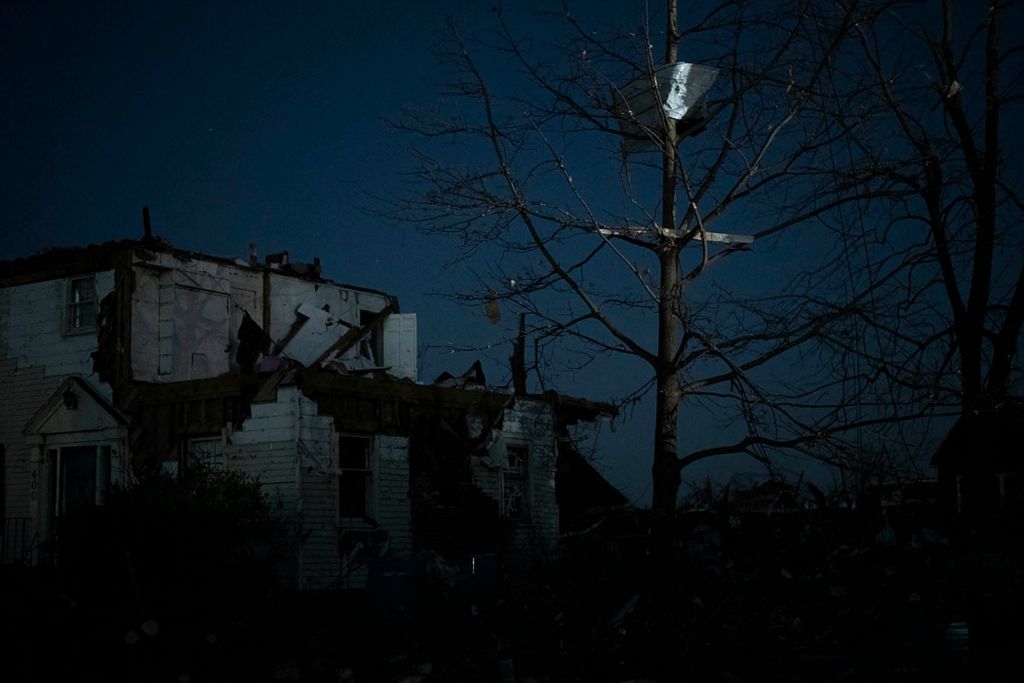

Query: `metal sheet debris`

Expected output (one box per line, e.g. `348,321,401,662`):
613,62,718,151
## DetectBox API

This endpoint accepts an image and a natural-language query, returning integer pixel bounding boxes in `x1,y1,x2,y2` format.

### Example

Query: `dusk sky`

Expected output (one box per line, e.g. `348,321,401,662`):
3,6,1018,679
1,0,905,502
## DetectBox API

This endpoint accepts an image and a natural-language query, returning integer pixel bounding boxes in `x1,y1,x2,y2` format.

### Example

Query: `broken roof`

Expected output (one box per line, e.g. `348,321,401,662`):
431,361,617,425
0,236,393,299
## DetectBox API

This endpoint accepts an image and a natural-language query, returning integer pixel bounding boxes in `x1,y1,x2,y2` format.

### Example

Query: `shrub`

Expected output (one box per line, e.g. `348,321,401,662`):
60,463,286,617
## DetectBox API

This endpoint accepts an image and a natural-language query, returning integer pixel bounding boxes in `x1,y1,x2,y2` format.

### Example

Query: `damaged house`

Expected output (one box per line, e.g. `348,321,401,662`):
0,233,617,589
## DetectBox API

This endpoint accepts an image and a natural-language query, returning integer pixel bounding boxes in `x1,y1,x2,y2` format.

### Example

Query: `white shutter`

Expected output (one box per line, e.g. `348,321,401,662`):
382,313,417,380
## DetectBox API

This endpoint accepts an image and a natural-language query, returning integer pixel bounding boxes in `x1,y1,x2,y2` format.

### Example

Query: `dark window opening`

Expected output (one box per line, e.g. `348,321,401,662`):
55,445,111,517
60,446,98,516
339,436,372,519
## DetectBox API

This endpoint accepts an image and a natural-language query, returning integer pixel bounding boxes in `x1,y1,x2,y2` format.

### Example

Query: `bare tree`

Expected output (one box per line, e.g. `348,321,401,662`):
818,0,1024,471
393,0,916,549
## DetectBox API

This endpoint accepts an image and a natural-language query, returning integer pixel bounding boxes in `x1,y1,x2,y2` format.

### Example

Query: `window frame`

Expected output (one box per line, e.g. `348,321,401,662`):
65,275,98,335
502,442,530,521
338,434,373,521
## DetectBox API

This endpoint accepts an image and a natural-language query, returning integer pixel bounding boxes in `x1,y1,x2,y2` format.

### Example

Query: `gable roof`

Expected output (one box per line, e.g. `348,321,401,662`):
23,376,127,435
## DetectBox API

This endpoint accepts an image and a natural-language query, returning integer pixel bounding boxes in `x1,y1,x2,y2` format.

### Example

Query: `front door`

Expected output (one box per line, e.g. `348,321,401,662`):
60,445,98,517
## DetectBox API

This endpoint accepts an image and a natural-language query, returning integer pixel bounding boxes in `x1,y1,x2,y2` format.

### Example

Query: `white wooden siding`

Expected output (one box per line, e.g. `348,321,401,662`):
1,272,113,552
0,271,114,385
298,396,340,589
473,400,559,555
0,361,60,527
374,435,411,552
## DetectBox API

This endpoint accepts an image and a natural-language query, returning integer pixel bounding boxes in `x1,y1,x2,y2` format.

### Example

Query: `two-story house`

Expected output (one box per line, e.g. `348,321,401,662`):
1,233,614,589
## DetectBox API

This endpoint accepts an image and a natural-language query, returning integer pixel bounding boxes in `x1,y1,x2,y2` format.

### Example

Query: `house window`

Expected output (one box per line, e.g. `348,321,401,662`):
503,444,529,520
66,276,97,333
339,435,372,519
188,437,224,470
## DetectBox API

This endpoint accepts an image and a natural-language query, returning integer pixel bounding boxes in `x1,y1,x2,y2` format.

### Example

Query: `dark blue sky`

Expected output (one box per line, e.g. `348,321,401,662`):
1,0,697,502
2,0,493,266
1,0,525,356
3,1,914,502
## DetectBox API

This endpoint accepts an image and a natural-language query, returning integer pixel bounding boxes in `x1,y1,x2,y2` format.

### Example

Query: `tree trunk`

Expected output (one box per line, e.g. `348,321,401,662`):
650,0,682,560
651,339,682,553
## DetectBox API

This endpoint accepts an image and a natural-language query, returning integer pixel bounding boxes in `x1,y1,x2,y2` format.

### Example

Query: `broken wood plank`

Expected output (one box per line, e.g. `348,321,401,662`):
312,303,395,366
692,230,754,244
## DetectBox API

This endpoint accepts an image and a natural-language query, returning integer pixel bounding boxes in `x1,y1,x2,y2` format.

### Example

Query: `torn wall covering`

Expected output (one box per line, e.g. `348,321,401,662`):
0,237,617,588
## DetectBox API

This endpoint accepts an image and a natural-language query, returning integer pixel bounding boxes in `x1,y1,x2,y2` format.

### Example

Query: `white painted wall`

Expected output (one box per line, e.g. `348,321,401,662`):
298,393,341,589
226,388,302,472
131,257,263,382
224,386,302,587
130,259,416,382
1,271,114,556
0,270,115,384
0,361,59,527
225,386,412,590
473,399,559,554
374,435,411,552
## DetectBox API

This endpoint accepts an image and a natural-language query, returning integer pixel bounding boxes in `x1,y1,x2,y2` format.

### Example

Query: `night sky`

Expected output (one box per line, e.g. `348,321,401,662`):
0,1,870,503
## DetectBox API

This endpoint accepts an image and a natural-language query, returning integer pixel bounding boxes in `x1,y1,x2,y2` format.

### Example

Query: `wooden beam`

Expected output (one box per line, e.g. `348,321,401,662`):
692,230,754,244
313,303,395,366
272,307,308,355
